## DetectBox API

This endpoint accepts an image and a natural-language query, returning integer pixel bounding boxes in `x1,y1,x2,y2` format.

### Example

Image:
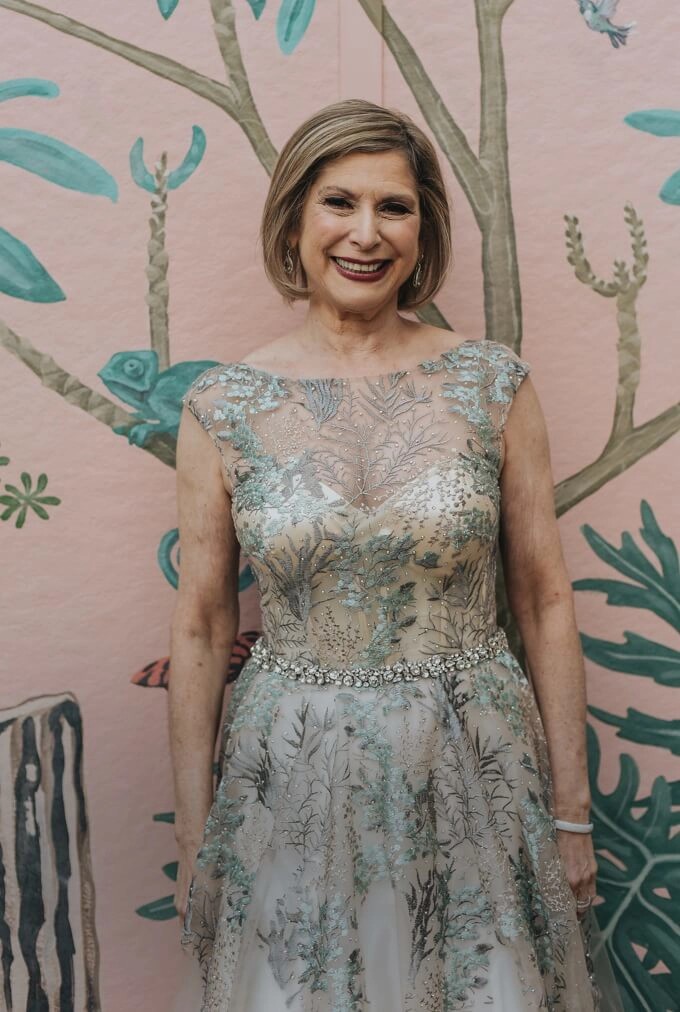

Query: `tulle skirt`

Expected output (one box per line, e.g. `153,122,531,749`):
178,647,623,1011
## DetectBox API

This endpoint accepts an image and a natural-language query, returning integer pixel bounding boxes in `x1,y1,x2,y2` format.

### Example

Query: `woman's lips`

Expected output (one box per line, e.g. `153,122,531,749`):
330,256,392,283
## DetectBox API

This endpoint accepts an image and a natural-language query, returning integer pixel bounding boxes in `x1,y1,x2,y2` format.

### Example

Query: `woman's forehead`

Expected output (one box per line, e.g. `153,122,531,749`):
313,149,417,190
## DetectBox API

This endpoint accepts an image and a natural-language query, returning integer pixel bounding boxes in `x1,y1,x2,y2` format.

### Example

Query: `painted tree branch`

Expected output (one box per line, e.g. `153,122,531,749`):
0,0,277,171
0,320,177,468
357,0,522,352
148,153,170,372
356,0,491,222
565,203,648,450
555,402,680,517
555,202,679,516
210,0,277,173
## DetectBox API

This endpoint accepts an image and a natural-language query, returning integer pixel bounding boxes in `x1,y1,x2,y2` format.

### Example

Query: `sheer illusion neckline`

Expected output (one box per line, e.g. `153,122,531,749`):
233,338,478,384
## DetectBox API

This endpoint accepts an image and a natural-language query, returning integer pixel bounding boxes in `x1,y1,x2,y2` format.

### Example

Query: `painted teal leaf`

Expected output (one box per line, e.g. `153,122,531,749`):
152,812,176,824
573,578,659,609
576,506,680,630
162,861,179,881
639,500,680,596
130,127,206,193
167,126,207,189
157,0,181,18
135,894,178,921
589,705,680,755
587,725,680,1010
239,562,255,592
624,109,680,137
0,227,65,302
660,168,680,206
129,138,155,193
246,0,266,17
579,630,680,687
0,129,117,199
277,0,316,54
0,78,59,104
634,779,680,808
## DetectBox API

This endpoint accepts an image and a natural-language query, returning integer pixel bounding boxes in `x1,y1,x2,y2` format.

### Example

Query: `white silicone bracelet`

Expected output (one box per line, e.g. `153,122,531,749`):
553,818,594,834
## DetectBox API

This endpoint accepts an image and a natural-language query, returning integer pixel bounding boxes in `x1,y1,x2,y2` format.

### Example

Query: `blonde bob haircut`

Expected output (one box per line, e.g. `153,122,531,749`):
260,99,453,312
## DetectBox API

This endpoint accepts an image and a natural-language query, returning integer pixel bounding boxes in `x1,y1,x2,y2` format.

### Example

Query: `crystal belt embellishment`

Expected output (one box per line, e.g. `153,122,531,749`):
249,627,509,688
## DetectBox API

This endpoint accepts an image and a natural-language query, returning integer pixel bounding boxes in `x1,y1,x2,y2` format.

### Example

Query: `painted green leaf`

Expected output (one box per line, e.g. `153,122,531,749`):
246,0,266,17
130,127,206,193
634,779,680,809
135,894,178,921
579,630,680,687
157,0,181,18
276,0,316,54
588,725,680,1011
153,812,176,824
638,501,679,593
162,861,179,881
0,78,59,104
575,500,680,630
589,705,680,756
0,128,117,199
0,469,61,526
129,138,155,193
624,109,680,137
660,169,680,206
167,126,207,189
0,227,65,302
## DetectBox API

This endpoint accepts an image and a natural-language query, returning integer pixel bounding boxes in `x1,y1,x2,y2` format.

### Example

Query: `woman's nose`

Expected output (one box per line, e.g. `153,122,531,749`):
350,207,380,248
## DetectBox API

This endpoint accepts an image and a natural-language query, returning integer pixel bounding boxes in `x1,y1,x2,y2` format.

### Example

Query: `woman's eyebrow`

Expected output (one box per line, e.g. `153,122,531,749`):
317,185,416,205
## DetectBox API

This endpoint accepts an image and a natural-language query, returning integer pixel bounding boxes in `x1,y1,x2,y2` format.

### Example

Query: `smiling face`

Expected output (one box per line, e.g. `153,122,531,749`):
291,150,422,317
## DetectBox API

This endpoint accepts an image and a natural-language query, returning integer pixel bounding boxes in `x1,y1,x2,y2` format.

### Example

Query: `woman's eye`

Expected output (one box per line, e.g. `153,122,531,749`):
323,197,411,214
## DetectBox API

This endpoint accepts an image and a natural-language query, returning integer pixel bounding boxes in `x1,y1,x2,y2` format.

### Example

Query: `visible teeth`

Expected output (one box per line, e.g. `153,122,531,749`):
334,257,386,273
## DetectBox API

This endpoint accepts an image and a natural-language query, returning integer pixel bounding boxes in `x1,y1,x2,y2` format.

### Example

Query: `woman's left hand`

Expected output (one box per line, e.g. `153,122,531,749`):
556,829,598,919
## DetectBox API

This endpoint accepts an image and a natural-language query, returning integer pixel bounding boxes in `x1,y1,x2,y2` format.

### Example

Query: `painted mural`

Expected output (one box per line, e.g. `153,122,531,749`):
0,0,676,1008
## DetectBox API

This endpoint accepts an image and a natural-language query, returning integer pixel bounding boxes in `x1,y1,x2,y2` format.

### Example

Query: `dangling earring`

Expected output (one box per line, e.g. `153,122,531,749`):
412,254,424,288
284,245,295,275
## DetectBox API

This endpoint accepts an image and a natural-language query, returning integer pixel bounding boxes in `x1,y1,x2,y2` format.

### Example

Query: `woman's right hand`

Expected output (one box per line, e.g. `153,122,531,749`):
175,841,202,924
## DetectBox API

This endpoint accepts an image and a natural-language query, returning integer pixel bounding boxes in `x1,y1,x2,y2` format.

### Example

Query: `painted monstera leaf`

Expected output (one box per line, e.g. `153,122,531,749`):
587,725,680,1012
574,499,680,690
575,497,680,785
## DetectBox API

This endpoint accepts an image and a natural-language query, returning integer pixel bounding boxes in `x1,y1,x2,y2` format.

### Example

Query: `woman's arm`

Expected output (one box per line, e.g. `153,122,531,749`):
498,376,591,823
169,405,240,858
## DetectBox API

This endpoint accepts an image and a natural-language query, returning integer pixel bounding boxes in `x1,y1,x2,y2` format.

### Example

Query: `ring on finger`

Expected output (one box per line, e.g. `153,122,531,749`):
575,896,594,910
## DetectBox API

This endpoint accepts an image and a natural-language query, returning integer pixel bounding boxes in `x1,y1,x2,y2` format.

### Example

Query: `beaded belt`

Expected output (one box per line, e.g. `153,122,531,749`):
249,627,509,689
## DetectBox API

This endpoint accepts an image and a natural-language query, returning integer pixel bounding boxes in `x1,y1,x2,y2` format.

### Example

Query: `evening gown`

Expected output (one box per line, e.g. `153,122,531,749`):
177,338,616,1011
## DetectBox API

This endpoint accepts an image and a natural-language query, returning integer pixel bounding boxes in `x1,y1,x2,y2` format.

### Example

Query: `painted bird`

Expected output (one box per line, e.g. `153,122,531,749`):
576,0,636,48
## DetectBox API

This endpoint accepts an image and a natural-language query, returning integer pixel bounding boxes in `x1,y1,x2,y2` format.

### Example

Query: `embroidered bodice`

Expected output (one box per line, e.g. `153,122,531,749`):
182,338,530,669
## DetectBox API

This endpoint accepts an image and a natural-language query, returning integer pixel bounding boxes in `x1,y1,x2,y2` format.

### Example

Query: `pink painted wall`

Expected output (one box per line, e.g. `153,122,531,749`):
1,1,677,1008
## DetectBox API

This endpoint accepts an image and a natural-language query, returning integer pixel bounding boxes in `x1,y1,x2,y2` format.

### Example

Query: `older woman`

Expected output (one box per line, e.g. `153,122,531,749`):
169,99,621,1010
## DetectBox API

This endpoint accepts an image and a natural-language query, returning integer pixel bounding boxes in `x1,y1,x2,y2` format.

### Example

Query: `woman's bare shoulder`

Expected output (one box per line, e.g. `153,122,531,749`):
235,334,302,373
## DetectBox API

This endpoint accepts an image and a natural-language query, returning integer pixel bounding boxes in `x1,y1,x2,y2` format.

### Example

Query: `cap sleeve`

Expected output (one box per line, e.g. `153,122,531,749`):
483,341,531,435
181,366,223,433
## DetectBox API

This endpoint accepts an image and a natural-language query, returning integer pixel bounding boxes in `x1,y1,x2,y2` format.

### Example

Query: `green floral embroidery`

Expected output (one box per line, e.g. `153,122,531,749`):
470,664,529,740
